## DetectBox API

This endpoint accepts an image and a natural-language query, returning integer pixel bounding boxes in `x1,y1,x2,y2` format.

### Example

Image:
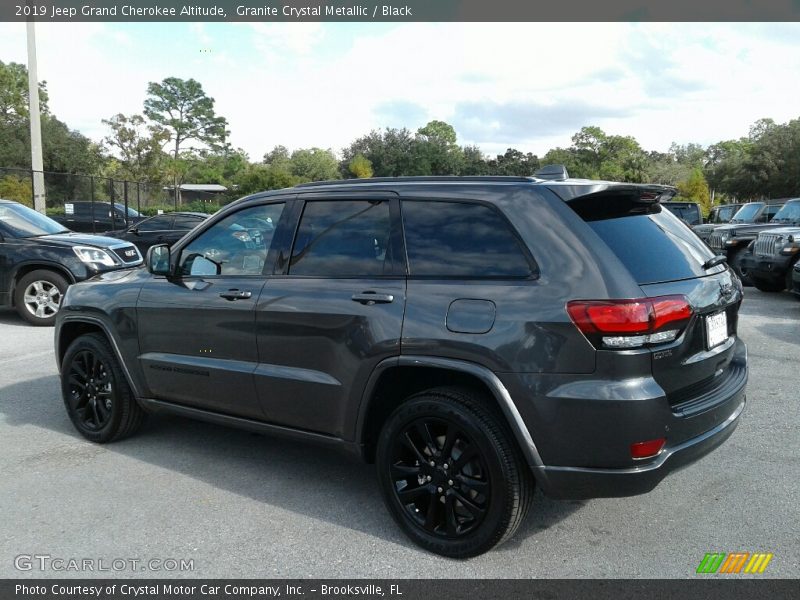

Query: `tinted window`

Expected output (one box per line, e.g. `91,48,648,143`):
402,201,532,278
717,206,736,222
731,203,763,222
582,205,718,285
138,215,173,231
662,203,701,225
770,201,800,224
173,215,205,230
290,200,392,277
179,203,284,277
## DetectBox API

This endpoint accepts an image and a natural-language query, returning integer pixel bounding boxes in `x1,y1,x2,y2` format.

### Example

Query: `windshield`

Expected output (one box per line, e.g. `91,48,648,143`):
770,201,800,224
730,202,764,223
114,203,141,217
0,203,68,238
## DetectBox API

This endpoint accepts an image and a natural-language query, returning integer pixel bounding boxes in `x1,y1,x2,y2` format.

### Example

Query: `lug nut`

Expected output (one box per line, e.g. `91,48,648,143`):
426,475,432,481
437,487,443,493
448,479,454,486
443,463,449,469
429,461,435,467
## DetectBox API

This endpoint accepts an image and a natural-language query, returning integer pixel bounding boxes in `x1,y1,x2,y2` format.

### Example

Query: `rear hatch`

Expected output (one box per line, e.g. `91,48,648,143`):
566,188,743,415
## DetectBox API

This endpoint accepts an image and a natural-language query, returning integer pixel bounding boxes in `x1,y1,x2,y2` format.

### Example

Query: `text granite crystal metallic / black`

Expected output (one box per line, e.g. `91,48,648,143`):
53,169,747,558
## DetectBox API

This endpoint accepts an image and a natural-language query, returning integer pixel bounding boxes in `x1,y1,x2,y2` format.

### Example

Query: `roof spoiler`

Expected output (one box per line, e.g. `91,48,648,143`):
533,164,569,181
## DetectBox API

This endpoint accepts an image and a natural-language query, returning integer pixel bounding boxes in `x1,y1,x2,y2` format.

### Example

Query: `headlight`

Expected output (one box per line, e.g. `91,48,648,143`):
72,246,117,267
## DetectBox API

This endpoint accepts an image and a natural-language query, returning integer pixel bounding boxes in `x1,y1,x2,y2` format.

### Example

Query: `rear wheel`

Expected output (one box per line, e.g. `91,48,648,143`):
14,269,68,326
376,386,533,558
61,333,145,443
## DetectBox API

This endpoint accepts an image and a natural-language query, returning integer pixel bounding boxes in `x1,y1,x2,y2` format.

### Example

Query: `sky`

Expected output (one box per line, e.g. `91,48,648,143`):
1,21,799,160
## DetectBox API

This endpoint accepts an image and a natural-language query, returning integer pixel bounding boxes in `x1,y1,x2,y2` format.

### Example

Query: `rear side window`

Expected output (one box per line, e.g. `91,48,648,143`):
289,200,393,277
571,196,717,285
402,201,532,278
138,215,173,231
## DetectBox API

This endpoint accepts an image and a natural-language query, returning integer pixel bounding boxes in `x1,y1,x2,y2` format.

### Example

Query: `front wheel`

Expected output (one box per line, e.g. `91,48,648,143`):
61,333,146,443
376,387,533,558
729,250,753,287
14,269,68,326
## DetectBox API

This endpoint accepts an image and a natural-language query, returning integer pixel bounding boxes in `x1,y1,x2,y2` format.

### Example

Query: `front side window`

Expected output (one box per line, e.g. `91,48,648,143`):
402,201,532,278
173,215,205,230
137,215,173,232
289,200,392,277
179,203,284,277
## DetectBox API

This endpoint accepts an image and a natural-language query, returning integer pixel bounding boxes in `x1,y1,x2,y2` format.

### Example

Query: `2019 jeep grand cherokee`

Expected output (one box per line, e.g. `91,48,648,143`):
54,175,747,557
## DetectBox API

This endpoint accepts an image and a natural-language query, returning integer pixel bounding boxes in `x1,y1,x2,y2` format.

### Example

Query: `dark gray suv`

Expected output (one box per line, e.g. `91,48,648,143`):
54,174,747,557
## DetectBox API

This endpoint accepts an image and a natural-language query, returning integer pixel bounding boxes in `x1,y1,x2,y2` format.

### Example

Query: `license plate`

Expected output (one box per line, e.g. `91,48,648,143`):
706,311,728,349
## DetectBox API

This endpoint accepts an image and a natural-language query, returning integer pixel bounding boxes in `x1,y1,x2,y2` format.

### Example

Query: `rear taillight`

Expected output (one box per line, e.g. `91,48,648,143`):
630,437,666,460
566,295,693,349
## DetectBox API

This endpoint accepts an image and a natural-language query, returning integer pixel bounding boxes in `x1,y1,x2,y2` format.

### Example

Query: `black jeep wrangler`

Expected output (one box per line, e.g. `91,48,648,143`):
54,173,747,557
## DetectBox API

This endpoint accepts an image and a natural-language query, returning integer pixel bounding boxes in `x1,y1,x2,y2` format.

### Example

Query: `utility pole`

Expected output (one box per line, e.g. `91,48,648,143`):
26,19,46,213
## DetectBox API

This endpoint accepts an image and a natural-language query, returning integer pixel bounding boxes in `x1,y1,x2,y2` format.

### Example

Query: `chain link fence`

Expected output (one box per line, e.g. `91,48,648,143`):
0,167,231,230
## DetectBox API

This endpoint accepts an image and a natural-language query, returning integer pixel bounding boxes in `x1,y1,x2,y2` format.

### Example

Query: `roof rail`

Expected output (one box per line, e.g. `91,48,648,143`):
294,175,534,188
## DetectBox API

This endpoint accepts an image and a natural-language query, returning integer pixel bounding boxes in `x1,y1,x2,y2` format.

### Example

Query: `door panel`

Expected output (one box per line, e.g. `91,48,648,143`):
254,195,405,437
136,202,286,419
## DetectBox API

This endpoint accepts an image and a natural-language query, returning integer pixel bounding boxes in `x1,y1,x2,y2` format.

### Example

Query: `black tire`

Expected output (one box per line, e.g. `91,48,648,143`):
61,333,145,443
376,386,534,558
13,269,69,326
729,250,753,287
752,277,785,293
787,262,799,295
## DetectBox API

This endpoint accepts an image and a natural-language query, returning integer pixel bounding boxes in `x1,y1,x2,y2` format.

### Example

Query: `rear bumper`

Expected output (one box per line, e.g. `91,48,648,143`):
536,397,745,498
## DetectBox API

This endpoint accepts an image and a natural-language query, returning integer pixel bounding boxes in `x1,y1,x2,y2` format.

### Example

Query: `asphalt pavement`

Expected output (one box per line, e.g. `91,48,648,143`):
0,289,798,578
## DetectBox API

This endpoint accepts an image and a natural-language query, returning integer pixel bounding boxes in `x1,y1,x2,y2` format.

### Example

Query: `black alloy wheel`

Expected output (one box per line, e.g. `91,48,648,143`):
389,417,491,538
376,387,533,558
61,333,146,443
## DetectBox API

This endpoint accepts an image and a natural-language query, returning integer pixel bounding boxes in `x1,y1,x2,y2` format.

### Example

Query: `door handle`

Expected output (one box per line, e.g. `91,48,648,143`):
219,289,253,301
351,292,394,305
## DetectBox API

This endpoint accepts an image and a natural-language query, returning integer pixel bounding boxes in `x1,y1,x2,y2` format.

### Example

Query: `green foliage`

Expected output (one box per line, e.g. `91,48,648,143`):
0,60,48,122
0,174,32,206
676,168,712,216
102,113,169,183
288,148,340,181
348,153,373,178
144,77,229,159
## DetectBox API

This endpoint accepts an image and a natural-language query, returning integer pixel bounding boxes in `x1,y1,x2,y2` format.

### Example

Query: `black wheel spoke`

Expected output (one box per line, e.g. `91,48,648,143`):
391,463,421,479
72,360,88,380
441,424,457,458
424,495,439,529
452,445,478,471
89,400,101,428
415,422,437,453
444,495,458,536
401,432,429,465
457,474,488,494
68,375,86,390
453,489,486,519
398,484,430,503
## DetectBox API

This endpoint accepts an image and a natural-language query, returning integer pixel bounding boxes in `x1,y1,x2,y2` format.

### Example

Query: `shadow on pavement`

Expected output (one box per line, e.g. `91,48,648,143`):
0,374,583,556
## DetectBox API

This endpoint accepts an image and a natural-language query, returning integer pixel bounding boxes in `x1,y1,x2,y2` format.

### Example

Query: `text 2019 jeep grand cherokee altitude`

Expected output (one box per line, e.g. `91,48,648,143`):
54,175,747,557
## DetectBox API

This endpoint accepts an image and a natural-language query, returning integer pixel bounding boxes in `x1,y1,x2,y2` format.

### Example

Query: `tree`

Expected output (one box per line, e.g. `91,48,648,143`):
143,77,228,160
289,148,340,181
488,148,539,176
341,128,416,177
677,168,712,215
348,153,373,178
413,120,464,175
102,113,169,182
0,60,48,123
0,174,32,206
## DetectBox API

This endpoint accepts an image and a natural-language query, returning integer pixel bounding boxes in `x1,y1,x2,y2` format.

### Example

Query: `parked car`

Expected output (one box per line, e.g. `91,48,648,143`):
0,199,143,325
692,203,743,242
104,212,209,255
51,201,146,233
662,201,702,225
707,199,799,284
55,173,746,557
738,219,800,292
791,261,800,299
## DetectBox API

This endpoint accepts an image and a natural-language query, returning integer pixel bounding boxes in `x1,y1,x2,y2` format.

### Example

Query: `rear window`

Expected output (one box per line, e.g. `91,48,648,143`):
572,197,718,285
662,203,701,225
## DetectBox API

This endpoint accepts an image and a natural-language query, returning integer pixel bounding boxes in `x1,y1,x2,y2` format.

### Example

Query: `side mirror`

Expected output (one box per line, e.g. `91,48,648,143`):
146,244,171,276
128,226,139,235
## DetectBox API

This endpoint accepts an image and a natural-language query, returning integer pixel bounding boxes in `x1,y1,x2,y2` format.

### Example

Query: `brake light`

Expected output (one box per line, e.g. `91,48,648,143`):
630,438,666,460
566,295,693,349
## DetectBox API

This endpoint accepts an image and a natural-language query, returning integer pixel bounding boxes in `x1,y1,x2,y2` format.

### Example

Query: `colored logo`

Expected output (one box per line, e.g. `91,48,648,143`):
696,552,773,574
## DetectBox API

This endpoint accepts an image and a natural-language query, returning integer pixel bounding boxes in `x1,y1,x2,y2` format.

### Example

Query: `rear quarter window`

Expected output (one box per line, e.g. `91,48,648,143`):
571,196,718,285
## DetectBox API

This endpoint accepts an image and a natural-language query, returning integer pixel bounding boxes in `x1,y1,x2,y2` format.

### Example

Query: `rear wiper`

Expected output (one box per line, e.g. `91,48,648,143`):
702,255,727,270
